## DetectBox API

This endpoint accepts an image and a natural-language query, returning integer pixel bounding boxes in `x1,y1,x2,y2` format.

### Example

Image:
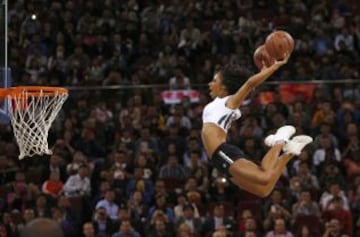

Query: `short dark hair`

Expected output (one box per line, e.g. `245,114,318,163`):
216,64,251,95
21,218,63,237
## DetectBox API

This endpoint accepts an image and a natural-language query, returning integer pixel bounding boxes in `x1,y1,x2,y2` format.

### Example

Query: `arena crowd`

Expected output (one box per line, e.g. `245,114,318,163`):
1,0,360,236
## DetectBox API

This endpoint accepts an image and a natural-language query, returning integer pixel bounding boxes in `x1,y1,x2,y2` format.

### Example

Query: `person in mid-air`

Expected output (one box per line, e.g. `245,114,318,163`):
201,55,312,197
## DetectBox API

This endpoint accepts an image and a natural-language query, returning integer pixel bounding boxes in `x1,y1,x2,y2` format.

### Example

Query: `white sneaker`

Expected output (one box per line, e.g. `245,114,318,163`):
283,135,313,155
264,125,296,147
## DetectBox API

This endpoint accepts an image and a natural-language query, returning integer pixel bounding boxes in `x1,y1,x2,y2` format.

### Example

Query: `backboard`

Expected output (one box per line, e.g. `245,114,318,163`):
0,0,11,123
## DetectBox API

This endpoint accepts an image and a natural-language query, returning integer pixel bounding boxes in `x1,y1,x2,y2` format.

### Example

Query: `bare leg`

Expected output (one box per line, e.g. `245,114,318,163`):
228,143,283,184
259,143,284,171
230,154,293,197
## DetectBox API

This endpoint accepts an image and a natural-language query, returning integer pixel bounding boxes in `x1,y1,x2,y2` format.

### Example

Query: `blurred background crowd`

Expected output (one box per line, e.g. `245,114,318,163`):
1,0,360,237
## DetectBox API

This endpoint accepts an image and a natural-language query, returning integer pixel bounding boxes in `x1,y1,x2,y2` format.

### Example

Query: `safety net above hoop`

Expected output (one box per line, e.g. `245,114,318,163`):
0,86,68,159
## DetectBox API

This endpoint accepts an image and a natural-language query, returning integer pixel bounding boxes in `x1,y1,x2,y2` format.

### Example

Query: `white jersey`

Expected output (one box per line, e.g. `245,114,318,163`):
202,96,241,133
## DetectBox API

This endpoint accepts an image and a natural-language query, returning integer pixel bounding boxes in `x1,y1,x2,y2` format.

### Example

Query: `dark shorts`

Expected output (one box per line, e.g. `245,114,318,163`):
211,143,246,177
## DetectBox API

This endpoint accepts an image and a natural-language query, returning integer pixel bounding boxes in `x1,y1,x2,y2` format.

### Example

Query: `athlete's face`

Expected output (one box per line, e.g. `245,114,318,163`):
208,73,226,98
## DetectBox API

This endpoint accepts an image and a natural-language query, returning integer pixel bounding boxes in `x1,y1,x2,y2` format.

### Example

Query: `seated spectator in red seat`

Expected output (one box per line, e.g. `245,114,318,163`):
42,171,64,198
159,155,186,180
265,218,294,237
292,189,321,220
175,204,202,235
322,197,353,235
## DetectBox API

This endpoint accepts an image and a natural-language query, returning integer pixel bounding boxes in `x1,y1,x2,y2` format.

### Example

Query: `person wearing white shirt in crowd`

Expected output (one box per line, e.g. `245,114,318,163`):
95,190,119,221
320,182,350,211
63,165,91,197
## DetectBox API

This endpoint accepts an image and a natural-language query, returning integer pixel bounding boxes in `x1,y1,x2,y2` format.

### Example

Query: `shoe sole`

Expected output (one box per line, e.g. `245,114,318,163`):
265,125,296,147
285,135,313,155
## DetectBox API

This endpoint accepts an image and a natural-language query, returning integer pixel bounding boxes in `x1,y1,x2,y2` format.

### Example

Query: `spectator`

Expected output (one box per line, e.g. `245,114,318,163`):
322,197,353,235
159,154,187,180
92,207,116,237
147,217,173,237
34,194,51,218
112,220,141,237
42,171,64,198
83,222,96,237
322,218,347,237
312,137,341,173
202,203,235,235
292,189,321,220
95,190,119,221
41,154,67,183
63,165,91,197
169,67,191,90
238,216,263,237
148,194,175,223
289,161,319,199
175,204,202,234
320,182,350,211
265,218,294,237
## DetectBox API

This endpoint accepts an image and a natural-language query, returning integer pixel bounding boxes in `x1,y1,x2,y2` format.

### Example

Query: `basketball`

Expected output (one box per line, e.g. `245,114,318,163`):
265,30,294,60
253,45,275,70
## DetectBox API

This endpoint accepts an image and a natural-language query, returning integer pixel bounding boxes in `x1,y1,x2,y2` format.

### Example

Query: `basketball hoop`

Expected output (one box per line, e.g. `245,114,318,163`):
0,86,68,159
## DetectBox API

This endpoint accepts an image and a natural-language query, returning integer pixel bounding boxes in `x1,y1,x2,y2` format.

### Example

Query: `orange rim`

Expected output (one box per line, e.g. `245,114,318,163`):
0,86,68,99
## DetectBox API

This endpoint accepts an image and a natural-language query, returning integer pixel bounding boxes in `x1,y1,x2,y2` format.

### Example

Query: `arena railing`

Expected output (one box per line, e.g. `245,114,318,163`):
66,79,359,91
62,79,359,108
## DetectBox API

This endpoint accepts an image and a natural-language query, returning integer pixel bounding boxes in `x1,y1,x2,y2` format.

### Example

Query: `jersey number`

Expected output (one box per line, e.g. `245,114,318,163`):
217,113,233,129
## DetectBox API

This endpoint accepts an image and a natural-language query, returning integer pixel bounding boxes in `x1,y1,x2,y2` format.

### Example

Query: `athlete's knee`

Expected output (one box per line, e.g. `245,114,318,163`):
257,189,272,198
255,173,272,186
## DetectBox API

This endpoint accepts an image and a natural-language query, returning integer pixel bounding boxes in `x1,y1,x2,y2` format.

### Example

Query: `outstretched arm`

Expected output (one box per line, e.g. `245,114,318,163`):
227,55,289,109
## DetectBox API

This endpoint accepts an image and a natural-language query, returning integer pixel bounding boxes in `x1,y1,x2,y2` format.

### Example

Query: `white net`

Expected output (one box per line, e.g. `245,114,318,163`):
6,87,68,159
